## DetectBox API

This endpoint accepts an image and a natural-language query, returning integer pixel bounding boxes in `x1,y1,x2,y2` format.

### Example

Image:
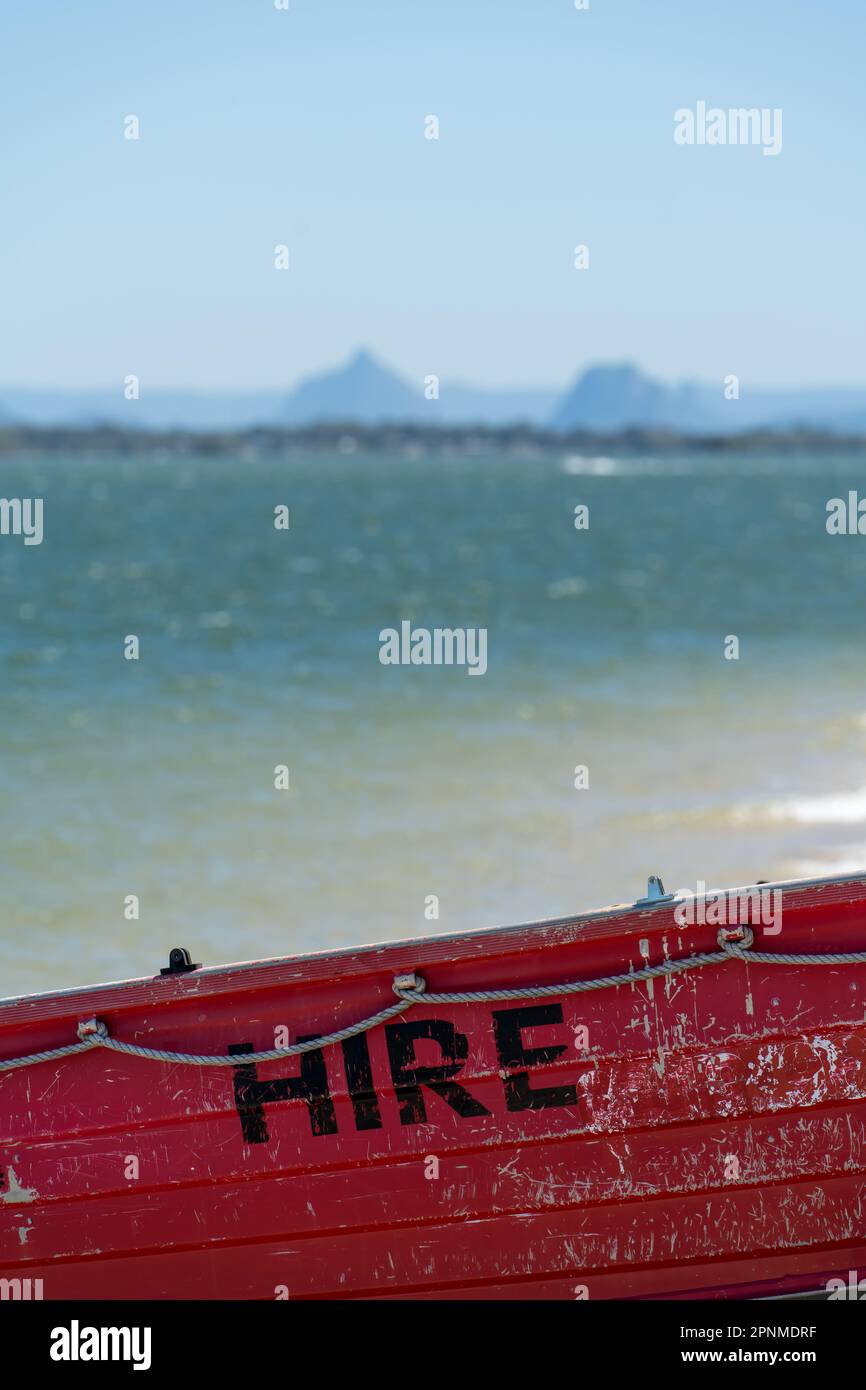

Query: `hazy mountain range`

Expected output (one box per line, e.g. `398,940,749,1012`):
3,350,866,435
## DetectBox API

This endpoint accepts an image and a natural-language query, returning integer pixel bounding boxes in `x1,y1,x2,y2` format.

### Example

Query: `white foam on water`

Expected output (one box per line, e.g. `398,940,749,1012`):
546,576,588,599
790,849,866,878
562,455,618,475
730,787,866,827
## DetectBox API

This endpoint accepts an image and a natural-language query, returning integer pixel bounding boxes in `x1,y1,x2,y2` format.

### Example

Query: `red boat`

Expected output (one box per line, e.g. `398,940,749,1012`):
3,871,866,1301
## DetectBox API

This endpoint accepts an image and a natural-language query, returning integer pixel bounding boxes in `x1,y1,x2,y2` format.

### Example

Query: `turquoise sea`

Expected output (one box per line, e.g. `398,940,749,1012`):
2,446,866,997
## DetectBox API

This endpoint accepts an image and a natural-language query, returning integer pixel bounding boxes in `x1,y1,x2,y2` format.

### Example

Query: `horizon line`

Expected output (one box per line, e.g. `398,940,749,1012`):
3,357,866,397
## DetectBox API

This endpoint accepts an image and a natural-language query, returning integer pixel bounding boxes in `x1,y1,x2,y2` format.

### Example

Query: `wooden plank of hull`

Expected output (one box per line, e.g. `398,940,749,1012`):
6,1175,866,1300
3,872,866,1299
5,1100,866,1269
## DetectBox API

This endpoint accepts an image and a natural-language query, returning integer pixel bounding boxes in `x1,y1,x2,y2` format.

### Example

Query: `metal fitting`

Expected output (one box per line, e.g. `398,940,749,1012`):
393,972,427,995
718,926,755,949
77,1018,109,1041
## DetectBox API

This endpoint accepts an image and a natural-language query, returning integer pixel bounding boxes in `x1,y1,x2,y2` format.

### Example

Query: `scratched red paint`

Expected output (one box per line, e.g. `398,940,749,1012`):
2,873,866,1299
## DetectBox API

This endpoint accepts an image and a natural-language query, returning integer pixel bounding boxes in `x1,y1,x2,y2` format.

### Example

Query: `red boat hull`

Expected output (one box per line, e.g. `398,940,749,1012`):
3,874,866,1300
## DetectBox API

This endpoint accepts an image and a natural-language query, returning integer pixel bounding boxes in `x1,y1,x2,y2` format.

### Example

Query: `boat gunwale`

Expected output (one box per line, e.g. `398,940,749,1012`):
1,868,864,1028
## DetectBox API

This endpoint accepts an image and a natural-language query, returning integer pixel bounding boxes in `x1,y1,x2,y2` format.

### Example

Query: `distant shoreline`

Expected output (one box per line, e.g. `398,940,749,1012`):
2,422,865,457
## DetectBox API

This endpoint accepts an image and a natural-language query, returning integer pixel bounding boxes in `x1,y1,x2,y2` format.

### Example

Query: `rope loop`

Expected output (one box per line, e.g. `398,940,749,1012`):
718,925,755,951
77,1018,109,1042
393,972,426,997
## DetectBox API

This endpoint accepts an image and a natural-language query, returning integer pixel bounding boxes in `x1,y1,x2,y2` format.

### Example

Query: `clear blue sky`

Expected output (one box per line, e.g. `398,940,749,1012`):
2,0,864,390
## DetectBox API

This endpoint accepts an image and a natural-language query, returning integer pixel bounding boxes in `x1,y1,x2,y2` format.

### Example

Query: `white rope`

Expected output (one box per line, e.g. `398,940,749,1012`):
0,1036,106,1071
3,929,866,1072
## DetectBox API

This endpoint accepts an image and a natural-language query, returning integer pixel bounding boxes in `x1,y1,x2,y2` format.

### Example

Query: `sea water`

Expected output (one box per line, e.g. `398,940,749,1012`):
1,445,865,995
